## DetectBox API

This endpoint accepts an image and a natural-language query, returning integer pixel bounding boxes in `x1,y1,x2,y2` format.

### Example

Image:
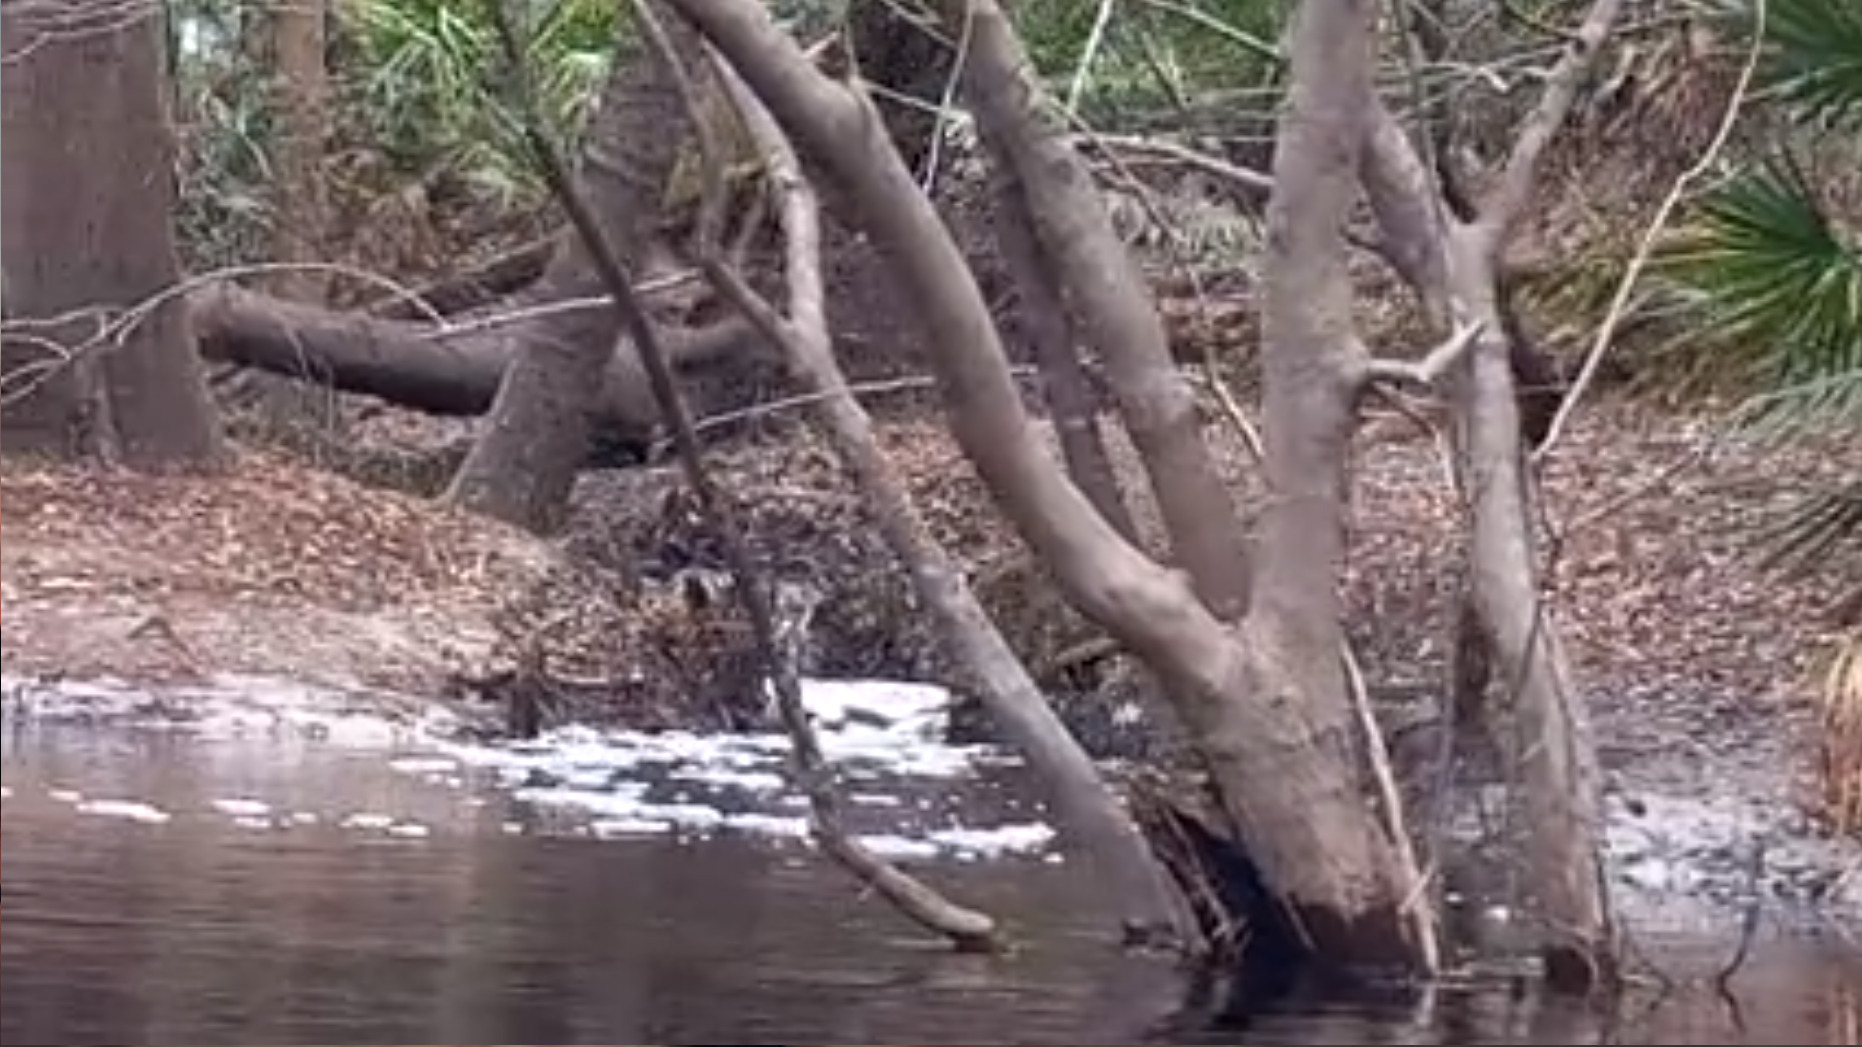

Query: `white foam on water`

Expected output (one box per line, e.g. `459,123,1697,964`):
75,799,171,824
0,786,12,800
232,815,274,831
590,817,673,838
856,833,942,860
387,822,430,839
433,679,1058,860
9,674,1062,864
927,823,1056,858
211,798,272,817
48,789,83,804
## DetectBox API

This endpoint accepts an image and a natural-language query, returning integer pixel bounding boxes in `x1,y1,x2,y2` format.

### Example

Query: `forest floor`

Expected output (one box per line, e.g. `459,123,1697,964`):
3,390,1859,910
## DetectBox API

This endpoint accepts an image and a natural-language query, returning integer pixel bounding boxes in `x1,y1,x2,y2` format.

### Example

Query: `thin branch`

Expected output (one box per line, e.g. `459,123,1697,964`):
408,269,703,341
0,261,443,408
1065,0,1118,114
1476,0,1626,242
920,0,976,193
624,11,1002,948
676,367,1038,445
1342,637,1440,969
1079,132,1275,194
1127,0,1282,62
1365,321,1482,389
1534,0,1767,460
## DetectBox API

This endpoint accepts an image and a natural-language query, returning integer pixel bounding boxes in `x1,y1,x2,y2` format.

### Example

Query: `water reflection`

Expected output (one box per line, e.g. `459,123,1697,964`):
3,723,1859,1045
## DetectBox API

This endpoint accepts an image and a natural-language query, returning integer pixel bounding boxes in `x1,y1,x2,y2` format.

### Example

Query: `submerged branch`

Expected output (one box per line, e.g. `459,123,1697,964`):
702,48,1187,945
603,5,1000,949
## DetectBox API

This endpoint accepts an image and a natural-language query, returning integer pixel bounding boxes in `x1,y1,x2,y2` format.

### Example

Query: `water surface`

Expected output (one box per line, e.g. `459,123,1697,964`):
3,720,1859,1045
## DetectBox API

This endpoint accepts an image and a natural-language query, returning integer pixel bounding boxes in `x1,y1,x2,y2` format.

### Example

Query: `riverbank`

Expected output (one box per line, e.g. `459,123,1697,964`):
3,395,1858,922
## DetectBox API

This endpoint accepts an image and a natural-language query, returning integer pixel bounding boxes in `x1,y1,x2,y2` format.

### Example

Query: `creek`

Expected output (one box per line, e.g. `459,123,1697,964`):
2,676,1859,1045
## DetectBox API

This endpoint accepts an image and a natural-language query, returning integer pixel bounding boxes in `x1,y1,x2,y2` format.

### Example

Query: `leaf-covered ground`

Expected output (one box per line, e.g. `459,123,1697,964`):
3,394,1855,820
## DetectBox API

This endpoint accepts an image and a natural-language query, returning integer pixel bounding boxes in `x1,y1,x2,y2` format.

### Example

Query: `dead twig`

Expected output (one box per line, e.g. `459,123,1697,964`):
598,2,1002,949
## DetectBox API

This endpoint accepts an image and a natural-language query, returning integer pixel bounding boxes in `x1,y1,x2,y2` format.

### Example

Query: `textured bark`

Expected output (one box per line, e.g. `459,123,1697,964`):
951,1,1252,620
446,15,701,532
1,2,223,468
713,71,1187,942
666,0,1434,974
986,161,1140,545
264,0,331,303
1243,0,1431,968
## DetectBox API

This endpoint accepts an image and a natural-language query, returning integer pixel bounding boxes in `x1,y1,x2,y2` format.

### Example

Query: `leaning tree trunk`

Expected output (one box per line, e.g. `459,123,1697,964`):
1,1,223,468
985,159,1141,545
953,8,1252,621
1358,0,1624,990
445,12,704,531
665,0,1435,975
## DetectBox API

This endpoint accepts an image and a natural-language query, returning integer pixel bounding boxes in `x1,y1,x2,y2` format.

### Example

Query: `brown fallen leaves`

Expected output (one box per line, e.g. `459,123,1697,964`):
0,448,554,691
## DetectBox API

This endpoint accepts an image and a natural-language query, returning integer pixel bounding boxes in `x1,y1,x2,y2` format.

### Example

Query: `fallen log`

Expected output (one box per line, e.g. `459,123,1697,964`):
191,283,761,436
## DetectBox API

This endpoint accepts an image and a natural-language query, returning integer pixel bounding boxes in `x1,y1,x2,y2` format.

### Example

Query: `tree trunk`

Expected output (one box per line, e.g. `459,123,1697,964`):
986,159,1140,545
667,0,1434,975
951,3,1252,620
1449,228,1615,990
1357,0,1625,989
190,284,753,425
1,2,223,468
445,13,702,532
266,0,331,303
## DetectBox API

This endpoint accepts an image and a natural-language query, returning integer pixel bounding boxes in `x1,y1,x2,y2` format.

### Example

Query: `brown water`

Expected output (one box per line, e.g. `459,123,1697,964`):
3,721,1861,1046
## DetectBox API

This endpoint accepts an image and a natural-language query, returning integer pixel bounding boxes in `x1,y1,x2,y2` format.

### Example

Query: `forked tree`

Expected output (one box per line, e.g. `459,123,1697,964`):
654,0,1622,984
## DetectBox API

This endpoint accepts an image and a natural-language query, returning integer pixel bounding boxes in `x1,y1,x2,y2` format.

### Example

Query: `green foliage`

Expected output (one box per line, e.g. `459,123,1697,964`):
1753,0,1862,130
1658,158,1862,428
169,0,620,272
346,0,617,199
1009,0,1287,120
1657,0,1862,581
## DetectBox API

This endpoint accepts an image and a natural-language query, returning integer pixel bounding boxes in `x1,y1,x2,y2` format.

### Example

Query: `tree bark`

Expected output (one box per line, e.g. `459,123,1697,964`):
951,3,1252,620
445,12,702,532
1,1,223,468
190,283,754,424
265,0,331,303
666,0,1434,975
986,160,1140,545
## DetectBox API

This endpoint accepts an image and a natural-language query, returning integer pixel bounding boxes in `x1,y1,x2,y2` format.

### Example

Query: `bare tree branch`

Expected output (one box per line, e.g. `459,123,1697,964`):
1536,0,1768,459
701,52,1191,945
950,0,1254,620
617,5,1003,949
1475,0,1627,245
1365,321,1483,390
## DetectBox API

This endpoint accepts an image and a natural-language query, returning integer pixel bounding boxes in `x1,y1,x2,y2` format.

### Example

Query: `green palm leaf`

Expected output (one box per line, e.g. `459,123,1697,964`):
1748,0,1862,127
1657,156,1862,429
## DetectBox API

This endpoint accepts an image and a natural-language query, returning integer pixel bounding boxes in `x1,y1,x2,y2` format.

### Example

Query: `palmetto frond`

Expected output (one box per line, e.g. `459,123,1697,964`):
1748,0,1862,128
1662,0,1862,606
1658,157,1862,427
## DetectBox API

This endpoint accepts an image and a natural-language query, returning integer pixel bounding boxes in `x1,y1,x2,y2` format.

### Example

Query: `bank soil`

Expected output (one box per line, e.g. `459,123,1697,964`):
3,394,1858,901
